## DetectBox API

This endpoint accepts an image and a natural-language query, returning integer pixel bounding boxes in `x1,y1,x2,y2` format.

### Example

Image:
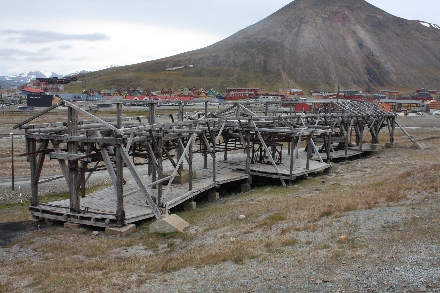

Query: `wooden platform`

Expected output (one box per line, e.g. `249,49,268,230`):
30,149,330,227
235,149,329,180
313,144,377,161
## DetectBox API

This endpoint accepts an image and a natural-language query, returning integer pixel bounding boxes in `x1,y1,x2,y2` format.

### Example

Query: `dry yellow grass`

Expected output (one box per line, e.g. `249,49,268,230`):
1,115,439,292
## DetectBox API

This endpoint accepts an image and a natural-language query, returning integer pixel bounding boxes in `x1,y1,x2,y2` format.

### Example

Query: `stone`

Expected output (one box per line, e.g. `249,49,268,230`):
370,144,382,151
208,192,219,202
384,142,396,148
149,214,189,233
28,216,44,224
241,182,251,193
105,224,136,237
162,169,196,184
64,222,80,229
237,215,246,220
184,201,196,211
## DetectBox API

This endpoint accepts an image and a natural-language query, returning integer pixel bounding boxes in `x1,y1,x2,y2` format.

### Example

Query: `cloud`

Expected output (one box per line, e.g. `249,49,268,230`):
0,47,57,62
58,44,73,50
0,30,110,44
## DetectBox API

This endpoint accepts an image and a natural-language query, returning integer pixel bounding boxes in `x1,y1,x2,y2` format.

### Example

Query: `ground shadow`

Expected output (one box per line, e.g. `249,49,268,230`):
0,222,42,247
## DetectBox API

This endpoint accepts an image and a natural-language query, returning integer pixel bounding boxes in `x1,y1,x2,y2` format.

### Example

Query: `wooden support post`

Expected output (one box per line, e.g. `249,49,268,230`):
390,116,395,143
224,137,228,161
205,123,217,182
157,134,163,205
245,129,251,185
289,136,295,179
33,140,48,191
326,132,331,164
256,130,286,187
203,139,208,169
151,142,157,189
28,137,38,206
188,126,193,191
68,106,80,214
120,151,162,220
149,103,156,125
178,101,184,121
115,102,125,227
177,135,184,172
306,135,312,170
81,166,86,198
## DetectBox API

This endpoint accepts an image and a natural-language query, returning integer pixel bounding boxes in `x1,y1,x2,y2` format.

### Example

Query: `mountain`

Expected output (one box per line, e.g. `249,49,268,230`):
0,80,13,90
0,71,61,86
0,70,89,87
85,0,440,92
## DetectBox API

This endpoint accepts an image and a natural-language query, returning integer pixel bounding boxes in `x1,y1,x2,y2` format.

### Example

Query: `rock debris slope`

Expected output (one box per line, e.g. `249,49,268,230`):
123,0,440,91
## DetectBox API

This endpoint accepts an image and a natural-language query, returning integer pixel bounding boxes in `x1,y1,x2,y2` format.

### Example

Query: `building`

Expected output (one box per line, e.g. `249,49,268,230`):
226,88,260,96
279,88,303,97
411,92,433,101
381,99,420,113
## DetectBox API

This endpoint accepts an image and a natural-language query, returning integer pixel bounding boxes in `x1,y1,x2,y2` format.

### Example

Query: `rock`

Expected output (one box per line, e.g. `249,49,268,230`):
237,215,246,220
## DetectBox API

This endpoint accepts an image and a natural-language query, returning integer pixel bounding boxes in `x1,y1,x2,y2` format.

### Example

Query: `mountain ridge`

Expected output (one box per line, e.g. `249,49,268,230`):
109,0,439,92
7,0,440,92
0,70,90,87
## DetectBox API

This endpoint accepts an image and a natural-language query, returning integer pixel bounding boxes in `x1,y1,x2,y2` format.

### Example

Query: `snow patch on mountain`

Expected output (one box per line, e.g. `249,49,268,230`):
0,70,88,87
420,21,440,29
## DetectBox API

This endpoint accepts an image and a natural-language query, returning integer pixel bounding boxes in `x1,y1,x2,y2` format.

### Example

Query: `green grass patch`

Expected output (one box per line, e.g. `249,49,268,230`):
260,212,287,227
281,237,299,247
318,209,334,218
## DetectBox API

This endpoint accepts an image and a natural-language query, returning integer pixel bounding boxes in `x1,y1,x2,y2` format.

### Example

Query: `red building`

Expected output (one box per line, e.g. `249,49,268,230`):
226,88,260,95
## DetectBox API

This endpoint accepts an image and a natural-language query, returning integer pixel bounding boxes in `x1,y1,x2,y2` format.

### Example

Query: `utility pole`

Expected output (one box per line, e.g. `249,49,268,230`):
10,133,14,191
337,84,340,102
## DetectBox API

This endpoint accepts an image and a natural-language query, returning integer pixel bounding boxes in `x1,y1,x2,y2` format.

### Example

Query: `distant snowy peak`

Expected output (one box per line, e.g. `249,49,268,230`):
65,70,89,77
420,21,440,29
0,70,88,87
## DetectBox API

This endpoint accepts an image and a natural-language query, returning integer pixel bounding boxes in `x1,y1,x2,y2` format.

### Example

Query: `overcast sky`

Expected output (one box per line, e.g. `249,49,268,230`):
0,0,438,77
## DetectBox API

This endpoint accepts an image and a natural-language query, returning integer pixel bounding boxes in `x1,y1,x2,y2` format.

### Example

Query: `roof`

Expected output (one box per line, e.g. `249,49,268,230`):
21,87,44,93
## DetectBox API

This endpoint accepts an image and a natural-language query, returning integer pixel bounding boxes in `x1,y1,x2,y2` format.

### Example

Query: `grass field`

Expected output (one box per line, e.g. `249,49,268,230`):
0,113,439,292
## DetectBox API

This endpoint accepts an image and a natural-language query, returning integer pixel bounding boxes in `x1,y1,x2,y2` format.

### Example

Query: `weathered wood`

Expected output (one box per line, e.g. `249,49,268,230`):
68,106,80,214
21,100,398,228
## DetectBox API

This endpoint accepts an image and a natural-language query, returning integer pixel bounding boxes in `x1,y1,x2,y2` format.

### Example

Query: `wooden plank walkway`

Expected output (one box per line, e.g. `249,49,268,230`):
313,144,377,161
234,149,330,180
31,149,330,227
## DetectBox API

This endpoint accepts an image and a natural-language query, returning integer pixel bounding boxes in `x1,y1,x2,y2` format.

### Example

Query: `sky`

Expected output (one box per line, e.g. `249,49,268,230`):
0,0,439,77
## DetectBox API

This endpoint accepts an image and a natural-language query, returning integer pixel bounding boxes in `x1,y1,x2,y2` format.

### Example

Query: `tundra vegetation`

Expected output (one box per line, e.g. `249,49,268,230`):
0,112,439,292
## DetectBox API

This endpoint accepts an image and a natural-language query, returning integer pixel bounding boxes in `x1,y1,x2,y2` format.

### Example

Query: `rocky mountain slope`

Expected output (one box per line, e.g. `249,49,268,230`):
83,0,440,92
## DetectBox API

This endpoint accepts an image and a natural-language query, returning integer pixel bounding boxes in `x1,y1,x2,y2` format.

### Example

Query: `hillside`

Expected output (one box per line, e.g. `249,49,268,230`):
69,0,440,93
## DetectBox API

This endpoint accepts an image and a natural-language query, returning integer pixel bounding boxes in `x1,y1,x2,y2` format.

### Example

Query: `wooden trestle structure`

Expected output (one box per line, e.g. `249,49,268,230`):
14,99,396,228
